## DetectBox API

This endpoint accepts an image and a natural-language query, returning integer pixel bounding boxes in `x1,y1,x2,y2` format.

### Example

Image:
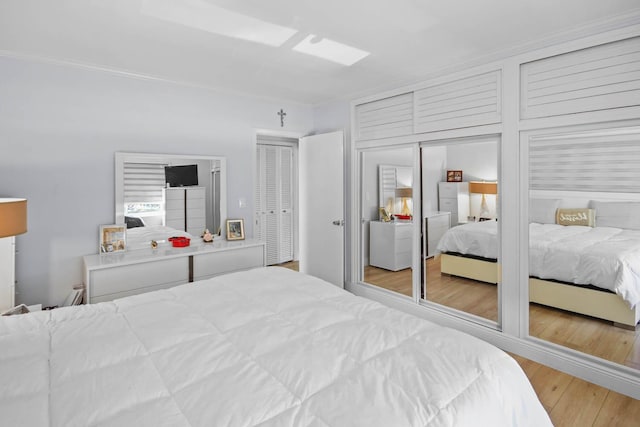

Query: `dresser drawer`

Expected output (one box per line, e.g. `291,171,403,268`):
193,245,265,281
90,257,189,298
439,198,458,213
438,182,459,198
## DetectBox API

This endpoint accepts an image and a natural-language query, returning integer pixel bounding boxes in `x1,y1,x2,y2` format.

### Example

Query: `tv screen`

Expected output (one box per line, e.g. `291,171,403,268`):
165,164,198,187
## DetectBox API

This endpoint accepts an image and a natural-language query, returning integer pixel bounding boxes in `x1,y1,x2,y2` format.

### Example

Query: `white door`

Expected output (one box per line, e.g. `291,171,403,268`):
255,144,294,265
299,131,344,287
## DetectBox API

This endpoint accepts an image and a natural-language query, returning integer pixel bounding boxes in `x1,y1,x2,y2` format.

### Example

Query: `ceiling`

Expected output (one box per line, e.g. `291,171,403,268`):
1,0,639,105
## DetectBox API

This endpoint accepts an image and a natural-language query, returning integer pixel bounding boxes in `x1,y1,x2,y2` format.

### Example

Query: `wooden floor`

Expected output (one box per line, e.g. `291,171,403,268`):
276,259,640,425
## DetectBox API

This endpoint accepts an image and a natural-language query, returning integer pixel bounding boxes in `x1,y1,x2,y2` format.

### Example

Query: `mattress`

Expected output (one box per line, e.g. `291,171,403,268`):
437,221,640,308
0,267,550,426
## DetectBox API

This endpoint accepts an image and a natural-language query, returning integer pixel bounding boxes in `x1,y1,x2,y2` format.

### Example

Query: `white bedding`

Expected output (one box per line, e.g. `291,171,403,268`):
0,267,550,426
437,221,640,308
126,225,194,251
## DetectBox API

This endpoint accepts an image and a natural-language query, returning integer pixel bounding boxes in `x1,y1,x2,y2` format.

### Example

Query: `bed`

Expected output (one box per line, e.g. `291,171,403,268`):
436,199,640,328
0,267,550,426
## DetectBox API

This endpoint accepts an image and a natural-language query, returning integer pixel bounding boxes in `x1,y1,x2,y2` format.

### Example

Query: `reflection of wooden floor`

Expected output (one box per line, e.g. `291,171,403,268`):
363,257,640,370
364,258,498,321
275,259,640,425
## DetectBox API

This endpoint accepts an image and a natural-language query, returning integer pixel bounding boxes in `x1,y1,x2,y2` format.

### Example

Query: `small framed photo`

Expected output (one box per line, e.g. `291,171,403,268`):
447,170,463,182
226,219,245,241
99,224,126,253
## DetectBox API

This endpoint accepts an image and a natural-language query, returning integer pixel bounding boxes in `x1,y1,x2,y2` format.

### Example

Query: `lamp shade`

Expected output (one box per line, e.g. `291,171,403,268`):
0,198,27,238
395,187,412,198
468,181,497,195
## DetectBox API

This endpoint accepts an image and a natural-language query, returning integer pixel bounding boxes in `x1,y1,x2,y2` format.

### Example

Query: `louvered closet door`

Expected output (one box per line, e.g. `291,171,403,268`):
255,144,294,265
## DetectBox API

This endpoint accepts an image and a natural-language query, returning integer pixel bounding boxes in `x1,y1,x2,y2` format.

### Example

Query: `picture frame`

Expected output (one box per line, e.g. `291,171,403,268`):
99,224,126,253
226,219,245,241
446,170,463,182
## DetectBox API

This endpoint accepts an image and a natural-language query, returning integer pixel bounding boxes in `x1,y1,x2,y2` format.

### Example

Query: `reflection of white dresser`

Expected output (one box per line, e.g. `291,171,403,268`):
424,211,451,258
164,186,206,236
370,221,413,271
438,182,469,226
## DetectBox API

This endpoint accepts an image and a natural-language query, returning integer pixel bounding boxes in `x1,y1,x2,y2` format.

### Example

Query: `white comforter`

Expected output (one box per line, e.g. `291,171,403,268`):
437,221,640,308
0,267,550,426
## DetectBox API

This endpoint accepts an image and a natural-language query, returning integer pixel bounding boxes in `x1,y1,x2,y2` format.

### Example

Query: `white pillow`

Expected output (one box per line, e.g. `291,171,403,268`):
529,199,561,224
589,200,640,230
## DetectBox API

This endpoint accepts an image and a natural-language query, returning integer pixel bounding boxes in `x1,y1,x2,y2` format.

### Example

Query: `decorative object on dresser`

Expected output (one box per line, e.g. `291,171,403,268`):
468,181,498,220
438,181,469,226
99,224,126,253
369,220,412,271
0,198,27,313
446,170,463,182
226,218,245,241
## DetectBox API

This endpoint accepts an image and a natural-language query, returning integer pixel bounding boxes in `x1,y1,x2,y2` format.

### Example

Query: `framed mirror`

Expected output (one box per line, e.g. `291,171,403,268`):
115,152,226,246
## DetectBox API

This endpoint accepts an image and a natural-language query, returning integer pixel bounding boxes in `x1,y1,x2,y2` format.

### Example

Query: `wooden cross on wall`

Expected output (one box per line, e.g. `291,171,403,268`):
277,109,286,127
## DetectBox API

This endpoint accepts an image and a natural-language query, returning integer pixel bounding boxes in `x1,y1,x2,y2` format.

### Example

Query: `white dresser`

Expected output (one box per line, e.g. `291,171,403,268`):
369,221,413,271
424,211,451,258
438,182,469,226
83,240,265,303
164,186,206,236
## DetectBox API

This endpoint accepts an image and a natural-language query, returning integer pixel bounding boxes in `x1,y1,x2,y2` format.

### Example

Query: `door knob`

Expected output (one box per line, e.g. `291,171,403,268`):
332,220,344,226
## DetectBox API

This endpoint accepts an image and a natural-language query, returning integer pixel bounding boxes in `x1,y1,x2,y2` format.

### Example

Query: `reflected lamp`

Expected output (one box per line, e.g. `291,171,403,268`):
468,182,497,219
395,187,413,217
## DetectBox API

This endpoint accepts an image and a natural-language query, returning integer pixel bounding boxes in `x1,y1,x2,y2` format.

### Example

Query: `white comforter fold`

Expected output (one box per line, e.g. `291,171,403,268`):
0,267,550,426
437,221,640,308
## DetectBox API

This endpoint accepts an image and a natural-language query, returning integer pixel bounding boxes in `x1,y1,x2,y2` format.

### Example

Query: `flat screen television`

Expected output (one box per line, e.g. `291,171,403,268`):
165,164,198,187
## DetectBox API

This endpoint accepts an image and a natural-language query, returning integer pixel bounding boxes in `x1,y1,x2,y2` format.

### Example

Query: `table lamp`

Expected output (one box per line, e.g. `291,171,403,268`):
0,198,27,312
468,181,497,219
395,187,413,217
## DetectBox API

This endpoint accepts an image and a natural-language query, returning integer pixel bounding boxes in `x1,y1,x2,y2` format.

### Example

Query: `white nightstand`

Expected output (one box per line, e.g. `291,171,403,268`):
369,221,413,271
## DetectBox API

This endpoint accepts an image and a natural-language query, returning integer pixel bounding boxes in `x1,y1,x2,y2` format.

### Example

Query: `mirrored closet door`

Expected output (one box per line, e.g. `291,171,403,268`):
421,137,500,325
526,124,640,371
359,147,415,297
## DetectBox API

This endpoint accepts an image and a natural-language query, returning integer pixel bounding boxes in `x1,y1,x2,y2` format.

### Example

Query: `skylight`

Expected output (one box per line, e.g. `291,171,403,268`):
292,35,370,66
141,0,297,47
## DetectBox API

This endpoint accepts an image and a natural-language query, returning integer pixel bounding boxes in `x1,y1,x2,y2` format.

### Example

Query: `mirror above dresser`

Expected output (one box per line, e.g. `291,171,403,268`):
114,152,227,244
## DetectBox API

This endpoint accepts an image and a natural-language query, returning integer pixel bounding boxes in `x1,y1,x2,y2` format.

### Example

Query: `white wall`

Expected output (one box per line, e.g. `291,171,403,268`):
0,56,314,307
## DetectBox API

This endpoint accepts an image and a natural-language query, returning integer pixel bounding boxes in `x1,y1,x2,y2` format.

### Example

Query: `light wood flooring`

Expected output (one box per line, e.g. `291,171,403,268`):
276,259,640,426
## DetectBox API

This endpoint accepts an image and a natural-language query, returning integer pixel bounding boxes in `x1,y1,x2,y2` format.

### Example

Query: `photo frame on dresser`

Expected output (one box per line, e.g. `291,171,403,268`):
226,219,245,241
99,224,126,253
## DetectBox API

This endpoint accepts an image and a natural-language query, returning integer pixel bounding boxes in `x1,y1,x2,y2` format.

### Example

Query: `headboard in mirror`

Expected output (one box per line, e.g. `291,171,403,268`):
115,152,227,235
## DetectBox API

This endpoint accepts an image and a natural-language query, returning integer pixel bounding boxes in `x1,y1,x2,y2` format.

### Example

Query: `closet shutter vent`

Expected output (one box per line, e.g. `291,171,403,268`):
521,36,640,119
414,70,501,133
355,93,414,141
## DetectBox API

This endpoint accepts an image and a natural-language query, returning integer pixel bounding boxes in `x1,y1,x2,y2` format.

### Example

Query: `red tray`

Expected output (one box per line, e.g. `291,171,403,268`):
168,236,191,247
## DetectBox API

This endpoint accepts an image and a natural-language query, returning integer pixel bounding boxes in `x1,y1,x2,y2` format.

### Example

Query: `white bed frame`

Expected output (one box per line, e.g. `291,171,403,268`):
440,253,640,329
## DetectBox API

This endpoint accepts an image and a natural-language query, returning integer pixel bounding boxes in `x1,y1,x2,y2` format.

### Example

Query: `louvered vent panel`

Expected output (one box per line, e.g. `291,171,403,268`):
265,213,279,265
355,93,413,140
529,126,640,193
414,70,501,133
279,211,293,262
280,147,292,210
123,162,167,203
265,146,277,212
521,36,640,119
